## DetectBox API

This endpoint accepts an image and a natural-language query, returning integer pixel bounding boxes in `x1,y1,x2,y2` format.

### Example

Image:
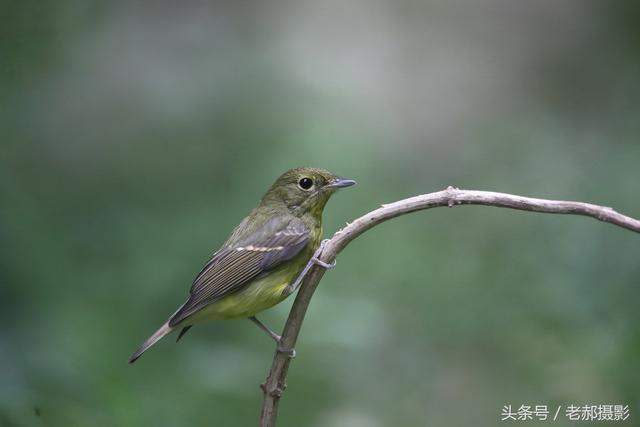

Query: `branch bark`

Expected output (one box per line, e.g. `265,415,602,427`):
259,187,640,426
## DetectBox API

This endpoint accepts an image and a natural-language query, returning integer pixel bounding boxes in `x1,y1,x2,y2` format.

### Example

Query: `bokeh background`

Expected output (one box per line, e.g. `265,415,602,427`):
1,1,639,426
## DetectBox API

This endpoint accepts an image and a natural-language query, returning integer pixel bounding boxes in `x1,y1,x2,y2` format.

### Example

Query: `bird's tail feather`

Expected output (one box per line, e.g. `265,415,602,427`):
129,322,173,363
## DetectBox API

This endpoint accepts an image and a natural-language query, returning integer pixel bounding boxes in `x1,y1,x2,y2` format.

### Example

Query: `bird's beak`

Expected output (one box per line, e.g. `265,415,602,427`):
326,177,357,189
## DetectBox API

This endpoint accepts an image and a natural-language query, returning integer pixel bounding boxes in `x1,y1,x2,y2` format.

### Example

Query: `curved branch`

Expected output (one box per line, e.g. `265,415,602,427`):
259,187,640,426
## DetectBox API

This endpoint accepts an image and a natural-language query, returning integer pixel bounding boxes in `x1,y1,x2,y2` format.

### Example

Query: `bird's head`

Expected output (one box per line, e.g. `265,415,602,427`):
261,167,356,217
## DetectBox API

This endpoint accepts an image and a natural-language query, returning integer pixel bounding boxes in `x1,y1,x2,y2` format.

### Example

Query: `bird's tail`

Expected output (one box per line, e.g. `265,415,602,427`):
129,322,173,363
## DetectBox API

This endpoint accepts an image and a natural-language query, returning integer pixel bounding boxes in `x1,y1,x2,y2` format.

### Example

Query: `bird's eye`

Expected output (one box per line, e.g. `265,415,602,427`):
298,177,314,190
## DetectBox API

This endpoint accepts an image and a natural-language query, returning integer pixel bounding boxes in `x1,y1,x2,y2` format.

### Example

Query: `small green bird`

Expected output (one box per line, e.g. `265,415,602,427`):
129,167,355,363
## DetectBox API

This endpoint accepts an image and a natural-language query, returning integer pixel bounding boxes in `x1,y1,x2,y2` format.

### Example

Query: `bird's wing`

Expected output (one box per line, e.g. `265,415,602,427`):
169,216,310,326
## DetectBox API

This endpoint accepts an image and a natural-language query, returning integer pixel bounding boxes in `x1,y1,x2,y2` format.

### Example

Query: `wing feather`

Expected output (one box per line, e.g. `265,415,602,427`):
169,217,310,326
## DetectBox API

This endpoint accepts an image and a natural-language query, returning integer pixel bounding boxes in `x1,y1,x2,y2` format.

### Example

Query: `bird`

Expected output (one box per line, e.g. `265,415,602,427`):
129,167,355,363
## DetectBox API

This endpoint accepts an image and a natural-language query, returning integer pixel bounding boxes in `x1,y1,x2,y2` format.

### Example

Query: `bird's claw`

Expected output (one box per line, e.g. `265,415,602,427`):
286,239,336,293
312,257,336,269
312,239,336,269
277,341,296,358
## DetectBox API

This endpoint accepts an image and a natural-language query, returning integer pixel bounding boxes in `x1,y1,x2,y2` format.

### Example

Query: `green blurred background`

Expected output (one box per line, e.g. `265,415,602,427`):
1,1,639,426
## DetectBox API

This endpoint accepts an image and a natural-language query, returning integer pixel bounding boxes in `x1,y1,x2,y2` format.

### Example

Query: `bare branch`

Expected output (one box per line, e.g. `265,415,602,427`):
259,187,640,426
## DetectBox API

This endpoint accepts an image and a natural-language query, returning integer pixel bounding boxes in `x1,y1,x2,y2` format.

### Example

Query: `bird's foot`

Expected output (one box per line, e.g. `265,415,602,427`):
312,256,336,269
286,239,336,293
276,340,297,358
249,316,281,342
313,239,336,269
